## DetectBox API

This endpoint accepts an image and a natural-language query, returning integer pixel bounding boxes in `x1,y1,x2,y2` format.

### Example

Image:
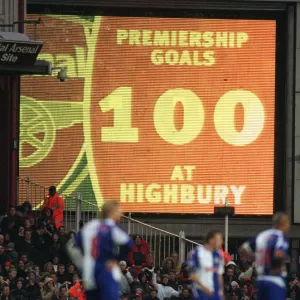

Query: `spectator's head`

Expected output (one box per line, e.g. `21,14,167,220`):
9,206,16,216
100,201,121,222
22,201,32,212
68,231,76,240
0,234,5,245
44,262,54,273
162,274,169,286
121,295,129,300
0,245,5,255
171,251,179,263
8,220,15,229
182,288,190,298
38,278,44,290
49,186,56,196
45,208,52,217
150,289,158,298
4,233,9,243
58,264,65,275
20,253,28,263
138,271,147,283
135,235,142,246
24,219,31,229
166,258,175,270
205,230,223,250
154,267,161,275
169,270,176,281
50,272,57,283
24,230,31,241
231,281,239,291
291,271,298,280
72,273,79,285
242,284,250,296
226,261,236,269
18,226,24,236
28,271,36,282
9,268,17,279
44,277,55,290
119,261,127,271
53,232,59,242
59,226,65,236
272,211,290,233
60,285,68,299
16,279,23,290
4,262,11,272
52,256,59,265
2,285,10,297
226,266,234,277
18,260,25,270
7,243,15,252
28,279,35,287
68,263,75,274
134,290,143,300
34,265,40,275
181,262,188,272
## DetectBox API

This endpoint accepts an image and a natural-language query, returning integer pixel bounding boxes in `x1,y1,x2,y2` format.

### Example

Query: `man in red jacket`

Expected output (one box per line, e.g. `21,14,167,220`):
42,186,64,229
128,235,150,266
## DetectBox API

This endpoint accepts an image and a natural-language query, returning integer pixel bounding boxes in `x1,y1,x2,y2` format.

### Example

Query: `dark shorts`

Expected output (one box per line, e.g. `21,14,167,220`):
257,276,286,300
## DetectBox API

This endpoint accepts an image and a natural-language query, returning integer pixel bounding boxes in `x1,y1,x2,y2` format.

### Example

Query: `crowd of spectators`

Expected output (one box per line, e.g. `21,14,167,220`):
0,199,297,300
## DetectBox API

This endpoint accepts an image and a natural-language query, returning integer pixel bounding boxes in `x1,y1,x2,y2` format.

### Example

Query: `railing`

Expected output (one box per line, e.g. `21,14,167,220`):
17,177,48,209
17,177,200,265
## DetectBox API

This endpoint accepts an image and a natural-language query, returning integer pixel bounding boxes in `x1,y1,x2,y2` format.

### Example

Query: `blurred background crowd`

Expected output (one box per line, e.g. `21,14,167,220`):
0,200,297,300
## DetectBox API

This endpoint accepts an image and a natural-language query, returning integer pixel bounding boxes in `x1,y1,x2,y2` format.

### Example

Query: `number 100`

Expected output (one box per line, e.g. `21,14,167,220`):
99,87,265,146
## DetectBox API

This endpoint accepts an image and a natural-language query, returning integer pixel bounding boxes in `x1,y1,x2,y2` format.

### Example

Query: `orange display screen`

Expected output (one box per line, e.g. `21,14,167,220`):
20,15,276,214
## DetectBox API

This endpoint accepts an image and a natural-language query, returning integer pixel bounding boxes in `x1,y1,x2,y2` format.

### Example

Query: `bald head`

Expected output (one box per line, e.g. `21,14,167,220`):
272,211,290,233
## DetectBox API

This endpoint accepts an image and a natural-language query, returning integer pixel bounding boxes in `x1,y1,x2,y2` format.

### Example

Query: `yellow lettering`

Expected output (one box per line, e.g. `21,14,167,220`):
116,29,128,45
137,184,144,203
154,88,204,145
129,30,141,46
171,31,177,46
189,31,201,47
120,183,135,202
151,49,164,65
181,184,194,203
146,184,161,203
230,185,246,204
203,51,215,66
153,31,170,46
237,32,248,48
193,51,202,66
214,90,264,146
202,32,214,48
228,32,235,48
216,32,228,48
179,50,192,65
165,50,179,65
178,31,188,47
214,186,229,204
163,184,178,203
183,166,195,181
197,185,212,204
142,30,153,46
171,166,184,181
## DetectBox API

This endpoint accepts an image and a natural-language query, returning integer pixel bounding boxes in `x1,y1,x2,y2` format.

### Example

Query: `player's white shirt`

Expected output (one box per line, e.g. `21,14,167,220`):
189,246,224,293
69,219,101,290
241,228,289,289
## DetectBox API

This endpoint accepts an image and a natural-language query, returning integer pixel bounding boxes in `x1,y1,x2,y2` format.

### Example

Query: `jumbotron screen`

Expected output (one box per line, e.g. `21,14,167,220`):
20,15,276,214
